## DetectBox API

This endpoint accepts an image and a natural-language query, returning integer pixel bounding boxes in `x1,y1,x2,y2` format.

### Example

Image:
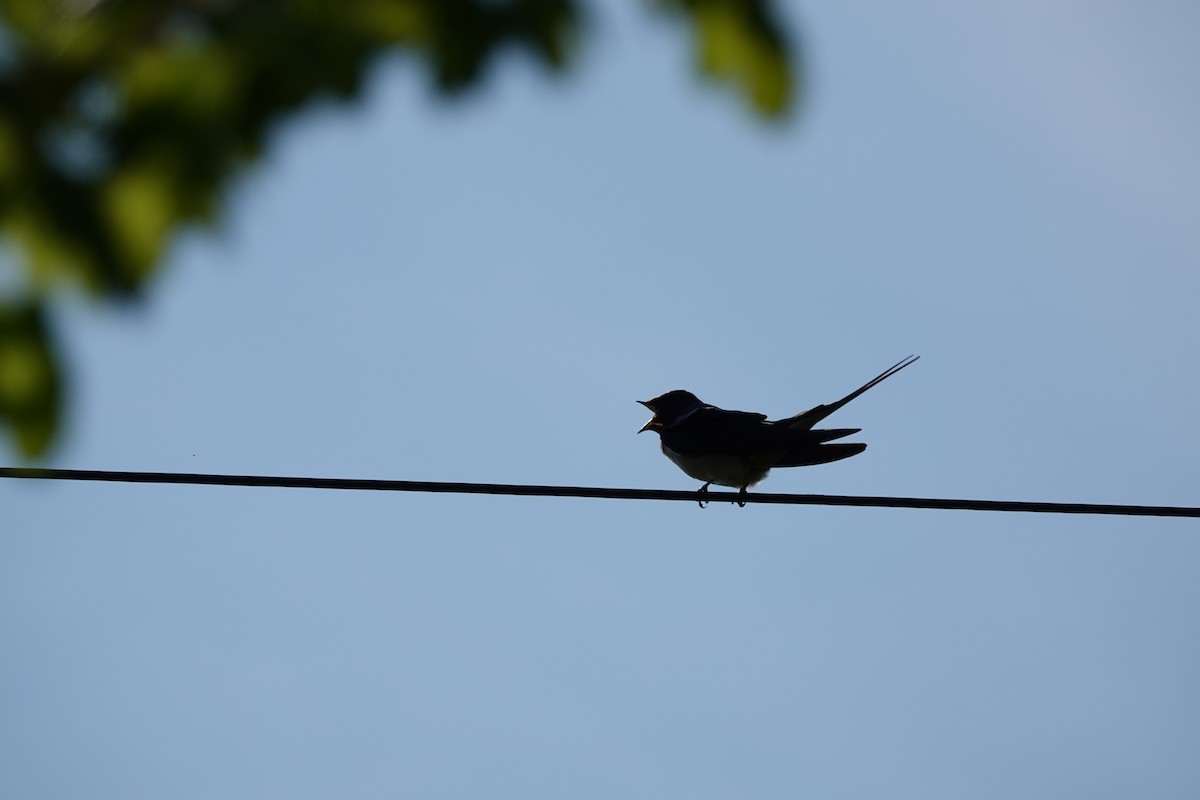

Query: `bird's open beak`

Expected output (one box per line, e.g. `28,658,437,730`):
637,400,658,433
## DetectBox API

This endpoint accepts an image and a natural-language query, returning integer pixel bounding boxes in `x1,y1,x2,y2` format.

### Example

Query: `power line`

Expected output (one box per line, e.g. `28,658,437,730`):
2,467,1197,517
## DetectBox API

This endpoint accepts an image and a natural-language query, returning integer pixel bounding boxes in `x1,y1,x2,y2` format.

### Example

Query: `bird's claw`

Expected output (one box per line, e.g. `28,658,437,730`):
697,483,747,507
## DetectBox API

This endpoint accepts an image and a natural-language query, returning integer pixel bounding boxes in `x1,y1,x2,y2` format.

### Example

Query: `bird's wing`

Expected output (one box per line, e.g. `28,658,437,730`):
662,407,830,457
774,355,919,431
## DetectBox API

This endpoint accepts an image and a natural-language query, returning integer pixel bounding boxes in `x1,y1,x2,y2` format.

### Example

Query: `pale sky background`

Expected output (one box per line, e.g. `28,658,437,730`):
4,1,1200,798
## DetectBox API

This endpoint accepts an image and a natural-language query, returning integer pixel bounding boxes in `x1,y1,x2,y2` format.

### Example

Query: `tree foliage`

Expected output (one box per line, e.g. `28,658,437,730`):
0,0,797,457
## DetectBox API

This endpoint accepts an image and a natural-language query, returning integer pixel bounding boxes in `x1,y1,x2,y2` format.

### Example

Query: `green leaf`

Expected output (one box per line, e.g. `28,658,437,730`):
657,0,797,119
0,299,62,458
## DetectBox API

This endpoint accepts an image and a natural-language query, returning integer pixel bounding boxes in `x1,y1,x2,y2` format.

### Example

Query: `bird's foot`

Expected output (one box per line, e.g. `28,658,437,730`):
737,487,748,508
697,482,711,509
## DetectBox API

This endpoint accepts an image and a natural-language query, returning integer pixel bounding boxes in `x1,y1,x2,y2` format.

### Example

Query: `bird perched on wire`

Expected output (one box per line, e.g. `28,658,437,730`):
638,355,919,507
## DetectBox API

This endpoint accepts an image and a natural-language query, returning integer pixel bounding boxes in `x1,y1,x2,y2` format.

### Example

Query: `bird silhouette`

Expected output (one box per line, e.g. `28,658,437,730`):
638,355,919,506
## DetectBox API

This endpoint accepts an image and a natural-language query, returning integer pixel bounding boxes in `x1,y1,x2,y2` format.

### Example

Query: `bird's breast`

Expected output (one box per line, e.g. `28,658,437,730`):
661,444,773,488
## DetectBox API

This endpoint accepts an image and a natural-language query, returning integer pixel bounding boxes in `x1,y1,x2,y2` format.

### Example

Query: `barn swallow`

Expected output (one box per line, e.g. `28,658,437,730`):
638,355,919,507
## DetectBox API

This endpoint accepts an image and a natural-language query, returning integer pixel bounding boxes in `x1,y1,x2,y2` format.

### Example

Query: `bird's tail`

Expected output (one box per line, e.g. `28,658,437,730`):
776,355,919,430
810,428,860,443
774,442,867,468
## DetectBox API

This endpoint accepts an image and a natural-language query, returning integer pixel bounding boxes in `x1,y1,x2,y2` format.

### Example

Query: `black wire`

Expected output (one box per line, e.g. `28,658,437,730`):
2,467,1197,517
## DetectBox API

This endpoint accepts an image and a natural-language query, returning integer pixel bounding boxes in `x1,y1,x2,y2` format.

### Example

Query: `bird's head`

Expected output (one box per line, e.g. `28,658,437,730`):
638,390,705,433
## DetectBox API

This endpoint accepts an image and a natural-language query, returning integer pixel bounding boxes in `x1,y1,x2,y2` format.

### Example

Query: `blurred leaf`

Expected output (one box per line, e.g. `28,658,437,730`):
0,298,62,458
101,153,181,280
0,0,586,304
656,0,796,118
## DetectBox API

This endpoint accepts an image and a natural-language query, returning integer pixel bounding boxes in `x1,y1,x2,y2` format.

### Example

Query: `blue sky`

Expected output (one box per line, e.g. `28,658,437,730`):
4,2,1199,798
